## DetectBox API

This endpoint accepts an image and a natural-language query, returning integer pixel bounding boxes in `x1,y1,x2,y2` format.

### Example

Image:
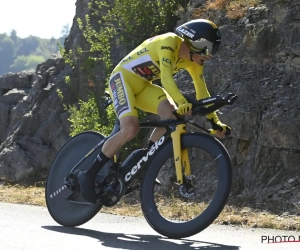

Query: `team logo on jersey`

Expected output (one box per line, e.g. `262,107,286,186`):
161,46,174,52
162,57,172,68
122,56,134,63
132,61,160,81
109,73,131,117
137,48,149,56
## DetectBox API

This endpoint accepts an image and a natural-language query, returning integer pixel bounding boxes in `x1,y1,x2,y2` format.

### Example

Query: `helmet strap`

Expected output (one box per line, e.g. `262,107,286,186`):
190,51,194,62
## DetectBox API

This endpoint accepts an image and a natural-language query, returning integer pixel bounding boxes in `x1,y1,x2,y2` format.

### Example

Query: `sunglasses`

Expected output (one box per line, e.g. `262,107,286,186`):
188,39,220,55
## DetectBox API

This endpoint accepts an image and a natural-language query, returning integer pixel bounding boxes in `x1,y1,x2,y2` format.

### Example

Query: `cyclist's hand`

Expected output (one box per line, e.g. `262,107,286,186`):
176,99,192,115
208,117,231,138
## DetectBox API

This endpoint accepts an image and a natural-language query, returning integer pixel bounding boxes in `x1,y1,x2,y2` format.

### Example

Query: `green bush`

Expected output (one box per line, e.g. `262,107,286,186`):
68,97,116,137
61,0,189,154
67,96,149,158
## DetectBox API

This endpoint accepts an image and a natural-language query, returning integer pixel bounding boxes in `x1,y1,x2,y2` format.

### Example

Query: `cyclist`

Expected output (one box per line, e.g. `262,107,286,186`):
78,19,231,203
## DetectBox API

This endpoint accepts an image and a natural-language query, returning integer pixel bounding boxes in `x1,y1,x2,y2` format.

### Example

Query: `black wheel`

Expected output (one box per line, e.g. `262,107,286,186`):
140,133,232,239
45,131,109,227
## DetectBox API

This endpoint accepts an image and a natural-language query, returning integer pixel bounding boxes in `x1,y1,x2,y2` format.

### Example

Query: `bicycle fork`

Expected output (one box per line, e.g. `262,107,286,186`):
171,124,191,184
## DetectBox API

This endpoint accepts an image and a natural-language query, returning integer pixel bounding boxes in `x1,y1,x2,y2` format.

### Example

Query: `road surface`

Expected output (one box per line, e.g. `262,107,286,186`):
1,202,300,250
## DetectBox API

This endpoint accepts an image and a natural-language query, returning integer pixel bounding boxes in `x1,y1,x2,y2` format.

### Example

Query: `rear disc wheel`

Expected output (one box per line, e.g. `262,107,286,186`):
45,131,110,226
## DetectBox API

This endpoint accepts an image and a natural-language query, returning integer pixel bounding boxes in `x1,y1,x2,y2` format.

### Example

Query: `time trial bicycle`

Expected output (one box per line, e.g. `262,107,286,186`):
45,92,237,239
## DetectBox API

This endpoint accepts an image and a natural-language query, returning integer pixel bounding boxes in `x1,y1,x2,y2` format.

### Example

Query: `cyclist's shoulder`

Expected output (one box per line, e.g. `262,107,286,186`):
158,32,181,40
145,32,182,45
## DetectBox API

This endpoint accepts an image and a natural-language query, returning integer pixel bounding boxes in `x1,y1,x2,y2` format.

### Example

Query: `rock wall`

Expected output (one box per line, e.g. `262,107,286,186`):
0,57,73,183
0,0,299,212
178,0,300,211
0,0,102,184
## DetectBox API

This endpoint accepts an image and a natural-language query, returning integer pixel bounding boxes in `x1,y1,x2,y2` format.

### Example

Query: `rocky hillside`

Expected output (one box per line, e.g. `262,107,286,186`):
0,0,299,213
175,0,300,211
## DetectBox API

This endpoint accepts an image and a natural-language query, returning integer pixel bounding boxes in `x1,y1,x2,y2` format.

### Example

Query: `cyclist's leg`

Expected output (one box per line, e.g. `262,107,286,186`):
102,71,151,156
102,116,139,157
135,83,176,143
78,70,145,203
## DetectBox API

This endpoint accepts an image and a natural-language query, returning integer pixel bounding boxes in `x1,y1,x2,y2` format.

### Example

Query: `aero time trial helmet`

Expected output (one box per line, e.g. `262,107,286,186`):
175,19,221,55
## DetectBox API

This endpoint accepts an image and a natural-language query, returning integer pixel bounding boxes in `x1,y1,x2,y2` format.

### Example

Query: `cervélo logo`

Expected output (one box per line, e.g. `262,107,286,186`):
124,136,165,182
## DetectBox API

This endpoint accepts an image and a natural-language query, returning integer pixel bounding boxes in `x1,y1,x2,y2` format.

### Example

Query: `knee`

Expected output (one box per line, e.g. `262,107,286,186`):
120,122,140,141
158,100,175,119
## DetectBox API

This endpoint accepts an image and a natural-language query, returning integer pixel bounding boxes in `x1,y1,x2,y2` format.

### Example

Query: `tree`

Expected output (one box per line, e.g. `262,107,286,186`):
10,29,18,42
17,36,40,56
10,55,45,72
0,36,15,75
0,32,63,76
60,0,189,153
61,24,70,38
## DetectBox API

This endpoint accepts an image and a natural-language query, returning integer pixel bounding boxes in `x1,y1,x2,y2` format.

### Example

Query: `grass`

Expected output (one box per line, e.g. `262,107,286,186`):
1,182,300,231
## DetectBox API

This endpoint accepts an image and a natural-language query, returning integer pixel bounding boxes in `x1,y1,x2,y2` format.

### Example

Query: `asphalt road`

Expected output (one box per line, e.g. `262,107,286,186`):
1,202,300,250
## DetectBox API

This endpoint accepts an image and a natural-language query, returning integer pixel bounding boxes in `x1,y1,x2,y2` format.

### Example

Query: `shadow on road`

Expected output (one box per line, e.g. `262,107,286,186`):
42,225,240,250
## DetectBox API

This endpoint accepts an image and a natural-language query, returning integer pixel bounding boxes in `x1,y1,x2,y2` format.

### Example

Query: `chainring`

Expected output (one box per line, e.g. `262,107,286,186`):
99,173,125,207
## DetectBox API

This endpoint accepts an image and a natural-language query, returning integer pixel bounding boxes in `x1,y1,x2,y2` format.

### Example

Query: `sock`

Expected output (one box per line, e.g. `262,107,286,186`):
86,151,110,177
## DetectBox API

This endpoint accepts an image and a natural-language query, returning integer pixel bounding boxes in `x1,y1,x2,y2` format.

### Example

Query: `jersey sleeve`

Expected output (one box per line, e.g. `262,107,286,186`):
158,36,186,104
185,64,210,100
186,64,219,120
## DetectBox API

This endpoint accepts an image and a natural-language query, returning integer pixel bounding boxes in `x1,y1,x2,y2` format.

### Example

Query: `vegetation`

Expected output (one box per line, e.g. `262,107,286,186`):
60,0,263,143
1,0,296,233
60,0,189,154
0,29,67,76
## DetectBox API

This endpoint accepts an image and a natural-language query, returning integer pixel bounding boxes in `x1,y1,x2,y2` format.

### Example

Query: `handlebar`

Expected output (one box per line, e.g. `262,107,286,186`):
103,91,237,136
172,93,237,136
104,91,238,117
185,93,238,116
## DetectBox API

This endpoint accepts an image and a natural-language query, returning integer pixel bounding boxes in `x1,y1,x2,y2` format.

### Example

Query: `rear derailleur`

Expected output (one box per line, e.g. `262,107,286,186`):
63,170,81,192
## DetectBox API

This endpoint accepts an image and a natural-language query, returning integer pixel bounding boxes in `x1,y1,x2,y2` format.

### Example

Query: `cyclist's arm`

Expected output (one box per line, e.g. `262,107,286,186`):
186,64,231,135
158,38,186,104
186,65,218,120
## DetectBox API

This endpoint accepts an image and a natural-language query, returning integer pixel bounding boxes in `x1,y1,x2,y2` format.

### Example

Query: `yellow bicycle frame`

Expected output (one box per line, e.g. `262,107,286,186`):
113,155,118,164
170,124,191,184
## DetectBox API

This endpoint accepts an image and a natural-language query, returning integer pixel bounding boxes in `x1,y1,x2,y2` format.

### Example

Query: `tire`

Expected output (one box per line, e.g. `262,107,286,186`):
45,131,108,227
140,133,232,239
